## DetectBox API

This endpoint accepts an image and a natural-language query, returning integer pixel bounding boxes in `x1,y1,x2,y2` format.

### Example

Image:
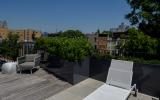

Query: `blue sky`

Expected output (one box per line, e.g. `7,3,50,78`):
0,0,131,33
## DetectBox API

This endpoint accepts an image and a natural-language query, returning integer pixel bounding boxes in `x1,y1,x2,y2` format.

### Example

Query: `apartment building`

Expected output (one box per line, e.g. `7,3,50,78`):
87,34,108,55
0,27,8,39
0,20,8,40
107,32,128,55
87,23,129,56
95,34,108,54
0,20,42,55
109,23,129,55
0,20,42,42
9,29,41,42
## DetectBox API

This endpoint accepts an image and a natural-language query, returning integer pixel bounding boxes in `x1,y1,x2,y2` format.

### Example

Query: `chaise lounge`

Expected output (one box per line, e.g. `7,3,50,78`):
17,54,41,74
84,59,137,100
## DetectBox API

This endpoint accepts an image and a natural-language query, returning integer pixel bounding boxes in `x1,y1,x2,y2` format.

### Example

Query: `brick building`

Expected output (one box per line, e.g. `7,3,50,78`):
0,20,42,56
9,29,41,42
0,27,8,39
87,34,108,55
87,23,129,56
95,34,108,54
0,20,41,42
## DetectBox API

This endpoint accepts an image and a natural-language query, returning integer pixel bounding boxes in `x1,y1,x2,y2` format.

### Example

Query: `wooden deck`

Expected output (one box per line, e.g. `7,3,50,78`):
0,69,72,100
0,68,158,100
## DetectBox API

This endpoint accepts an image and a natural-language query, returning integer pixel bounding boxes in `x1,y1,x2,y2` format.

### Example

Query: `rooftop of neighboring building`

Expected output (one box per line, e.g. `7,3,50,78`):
110,23,129,33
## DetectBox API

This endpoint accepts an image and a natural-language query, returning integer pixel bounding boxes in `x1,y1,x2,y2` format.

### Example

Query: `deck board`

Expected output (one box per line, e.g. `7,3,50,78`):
0,68,72,100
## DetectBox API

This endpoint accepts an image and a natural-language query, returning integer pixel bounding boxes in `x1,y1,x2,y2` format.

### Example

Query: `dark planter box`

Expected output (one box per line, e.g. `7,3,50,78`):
44,55,90,84
89,57,111,82
133,63,160,98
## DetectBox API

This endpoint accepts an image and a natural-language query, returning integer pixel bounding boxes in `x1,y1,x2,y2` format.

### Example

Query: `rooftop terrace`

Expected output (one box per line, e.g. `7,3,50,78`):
0,69,71,100
46,78,158,100
0,68,158,100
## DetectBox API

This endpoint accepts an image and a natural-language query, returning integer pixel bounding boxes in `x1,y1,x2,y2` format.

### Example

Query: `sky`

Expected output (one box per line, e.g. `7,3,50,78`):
0,0,131,33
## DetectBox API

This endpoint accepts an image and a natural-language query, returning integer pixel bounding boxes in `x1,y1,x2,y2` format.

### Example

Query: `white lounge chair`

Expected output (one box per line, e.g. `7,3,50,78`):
84,59,137,100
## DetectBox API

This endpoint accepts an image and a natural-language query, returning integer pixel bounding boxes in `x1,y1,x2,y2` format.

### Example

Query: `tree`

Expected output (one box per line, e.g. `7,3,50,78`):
0,33,20,60
59,30,85,38
34,37,46,50
122,28,158,58
0,40,9,58
126,0,160,38
35,37,93,61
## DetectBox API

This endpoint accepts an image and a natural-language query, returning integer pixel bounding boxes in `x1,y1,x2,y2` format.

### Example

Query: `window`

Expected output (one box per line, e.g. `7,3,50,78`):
94,37,97,42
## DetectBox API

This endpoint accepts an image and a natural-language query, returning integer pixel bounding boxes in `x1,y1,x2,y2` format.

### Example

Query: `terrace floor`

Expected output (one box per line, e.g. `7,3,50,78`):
0,68,72,100
46,78,159,100
0,68,158,100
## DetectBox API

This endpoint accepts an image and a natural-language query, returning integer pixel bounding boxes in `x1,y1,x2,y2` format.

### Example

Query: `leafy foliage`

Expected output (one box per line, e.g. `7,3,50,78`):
59,30,85,38
121,28,158,58
34,37,46,50
126,0,160,38
35,30,93,61
0,33,20,60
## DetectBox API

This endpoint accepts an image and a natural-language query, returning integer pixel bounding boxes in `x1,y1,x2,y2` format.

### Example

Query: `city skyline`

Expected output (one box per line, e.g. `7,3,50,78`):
0,0,131,33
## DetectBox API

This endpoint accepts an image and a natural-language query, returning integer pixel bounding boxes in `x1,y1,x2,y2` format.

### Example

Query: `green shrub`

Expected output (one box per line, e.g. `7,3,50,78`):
59,30,85,38
0,33,20,60
35,37,93,61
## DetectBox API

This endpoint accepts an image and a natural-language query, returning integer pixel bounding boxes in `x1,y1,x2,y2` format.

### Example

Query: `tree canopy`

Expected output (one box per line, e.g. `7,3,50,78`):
59,30,85,38
126,0,160,38
121,28,158,58
35,30,93,61
0,33,20,60
35,37,93,61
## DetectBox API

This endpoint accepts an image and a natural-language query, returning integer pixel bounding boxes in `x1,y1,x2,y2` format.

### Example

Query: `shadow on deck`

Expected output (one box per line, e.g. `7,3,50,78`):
46,78,159,100
0,68,72,100
0,68,158,100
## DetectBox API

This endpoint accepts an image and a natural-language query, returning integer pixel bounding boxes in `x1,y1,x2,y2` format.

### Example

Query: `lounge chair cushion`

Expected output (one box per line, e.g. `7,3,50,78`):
84,84,130,100
19,62,35,69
